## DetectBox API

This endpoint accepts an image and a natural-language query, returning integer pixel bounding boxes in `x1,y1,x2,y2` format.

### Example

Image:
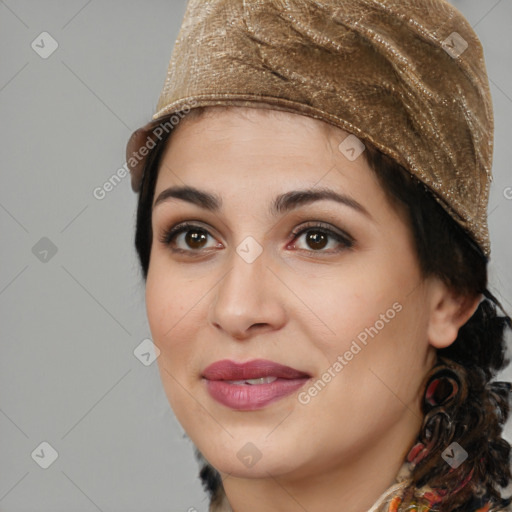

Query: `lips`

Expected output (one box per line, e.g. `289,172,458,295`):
202,359,312,410
201,358,310,381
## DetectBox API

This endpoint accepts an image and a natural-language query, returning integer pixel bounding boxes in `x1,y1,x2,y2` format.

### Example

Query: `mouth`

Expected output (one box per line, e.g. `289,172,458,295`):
201,358,311,381
201,359,311,410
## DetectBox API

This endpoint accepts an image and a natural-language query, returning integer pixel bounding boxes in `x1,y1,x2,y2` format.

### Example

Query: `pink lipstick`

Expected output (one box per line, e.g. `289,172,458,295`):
202,359,311,410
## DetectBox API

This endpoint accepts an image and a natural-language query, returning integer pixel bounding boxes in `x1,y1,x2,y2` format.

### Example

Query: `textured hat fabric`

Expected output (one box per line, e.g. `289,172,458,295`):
126,0,494,258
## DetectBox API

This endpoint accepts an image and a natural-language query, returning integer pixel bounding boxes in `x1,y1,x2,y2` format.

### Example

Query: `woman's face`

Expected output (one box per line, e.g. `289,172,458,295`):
145,107,443,482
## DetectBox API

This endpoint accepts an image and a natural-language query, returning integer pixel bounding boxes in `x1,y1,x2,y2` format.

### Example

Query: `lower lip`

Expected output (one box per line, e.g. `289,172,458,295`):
203,378,310,410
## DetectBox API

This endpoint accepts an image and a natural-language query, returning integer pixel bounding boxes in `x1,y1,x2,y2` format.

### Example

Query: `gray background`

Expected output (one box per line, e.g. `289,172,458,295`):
1,1,511,510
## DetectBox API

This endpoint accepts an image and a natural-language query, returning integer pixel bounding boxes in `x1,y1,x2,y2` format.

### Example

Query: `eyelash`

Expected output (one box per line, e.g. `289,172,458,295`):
158,221,354,257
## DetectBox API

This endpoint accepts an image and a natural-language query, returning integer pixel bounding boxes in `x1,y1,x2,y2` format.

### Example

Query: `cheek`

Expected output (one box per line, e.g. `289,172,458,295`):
145,273,172,345
145,264,192,361
145,270,205,418
145,262,211,376
145,250,197,335
296,252,428,405
297,261,409,354
311,292,428,421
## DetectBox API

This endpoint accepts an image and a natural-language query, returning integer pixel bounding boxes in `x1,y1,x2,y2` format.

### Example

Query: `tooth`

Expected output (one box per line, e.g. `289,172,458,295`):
225,376,278,385
246,376,278,385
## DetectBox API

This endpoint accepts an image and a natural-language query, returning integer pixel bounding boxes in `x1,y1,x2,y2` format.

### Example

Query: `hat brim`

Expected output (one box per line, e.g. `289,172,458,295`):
125,119,170,193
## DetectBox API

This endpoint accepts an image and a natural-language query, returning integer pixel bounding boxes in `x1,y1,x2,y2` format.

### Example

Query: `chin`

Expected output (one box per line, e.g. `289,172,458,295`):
191,431,302,477
212,452,300,480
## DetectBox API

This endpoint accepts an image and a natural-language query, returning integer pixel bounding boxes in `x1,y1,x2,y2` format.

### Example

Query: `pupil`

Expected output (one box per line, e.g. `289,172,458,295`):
307,231,327,250
186,230,207,249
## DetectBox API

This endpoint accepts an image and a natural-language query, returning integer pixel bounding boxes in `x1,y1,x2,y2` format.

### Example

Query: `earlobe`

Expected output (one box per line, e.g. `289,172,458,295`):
427,278,482,349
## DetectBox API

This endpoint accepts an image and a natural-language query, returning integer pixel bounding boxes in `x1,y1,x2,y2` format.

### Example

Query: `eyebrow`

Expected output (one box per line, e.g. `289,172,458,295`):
153,185,373,220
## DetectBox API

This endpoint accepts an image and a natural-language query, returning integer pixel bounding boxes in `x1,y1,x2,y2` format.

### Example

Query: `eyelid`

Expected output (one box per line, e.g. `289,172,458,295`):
157,221,221,249
290,221,354,244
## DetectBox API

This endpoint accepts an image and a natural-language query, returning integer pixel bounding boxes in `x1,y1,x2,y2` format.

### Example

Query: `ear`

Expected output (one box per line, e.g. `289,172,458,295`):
427,277,482,349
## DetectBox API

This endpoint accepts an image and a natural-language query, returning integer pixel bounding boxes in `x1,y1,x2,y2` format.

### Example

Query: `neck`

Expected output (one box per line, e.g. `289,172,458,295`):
217,411,420,512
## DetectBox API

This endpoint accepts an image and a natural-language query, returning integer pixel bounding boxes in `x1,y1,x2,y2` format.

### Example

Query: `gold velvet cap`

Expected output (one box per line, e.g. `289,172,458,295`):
126,0,494,258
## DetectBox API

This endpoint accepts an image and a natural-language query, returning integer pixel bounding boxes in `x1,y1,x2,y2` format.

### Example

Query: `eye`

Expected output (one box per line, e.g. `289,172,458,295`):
158,220,354,256
289,221,354,254
158,222,221,254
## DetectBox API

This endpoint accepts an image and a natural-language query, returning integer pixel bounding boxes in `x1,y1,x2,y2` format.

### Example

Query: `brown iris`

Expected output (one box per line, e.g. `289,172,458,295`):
185,229,208,250
305,231,328,250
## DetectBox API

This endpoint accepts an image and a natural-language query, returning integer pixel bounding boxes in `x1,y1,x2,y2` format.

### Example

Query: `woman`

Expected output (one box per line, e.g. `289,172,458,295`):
126,1,512,511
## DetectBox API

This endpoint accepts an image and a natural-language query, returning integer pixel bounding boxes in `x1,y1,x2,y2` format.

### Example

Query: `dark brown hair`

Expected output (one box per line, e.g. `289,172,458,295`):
133,106,512,510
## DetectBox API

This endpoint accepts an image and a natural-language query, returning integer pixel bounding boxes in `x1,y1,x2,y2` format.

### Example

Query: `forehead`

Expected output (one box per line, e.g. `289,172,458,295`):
154,107,380,194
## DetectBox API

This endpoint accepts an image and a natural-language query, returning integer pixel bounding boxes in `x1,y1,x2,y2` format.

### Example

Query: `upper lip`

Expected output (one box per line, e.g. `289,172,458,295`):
201,359,311,381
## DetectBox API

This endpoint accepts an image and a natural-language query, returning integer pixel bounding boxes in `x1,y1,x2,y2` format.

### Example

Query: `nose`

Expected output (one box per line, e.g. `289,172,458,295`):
208,248,288,340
